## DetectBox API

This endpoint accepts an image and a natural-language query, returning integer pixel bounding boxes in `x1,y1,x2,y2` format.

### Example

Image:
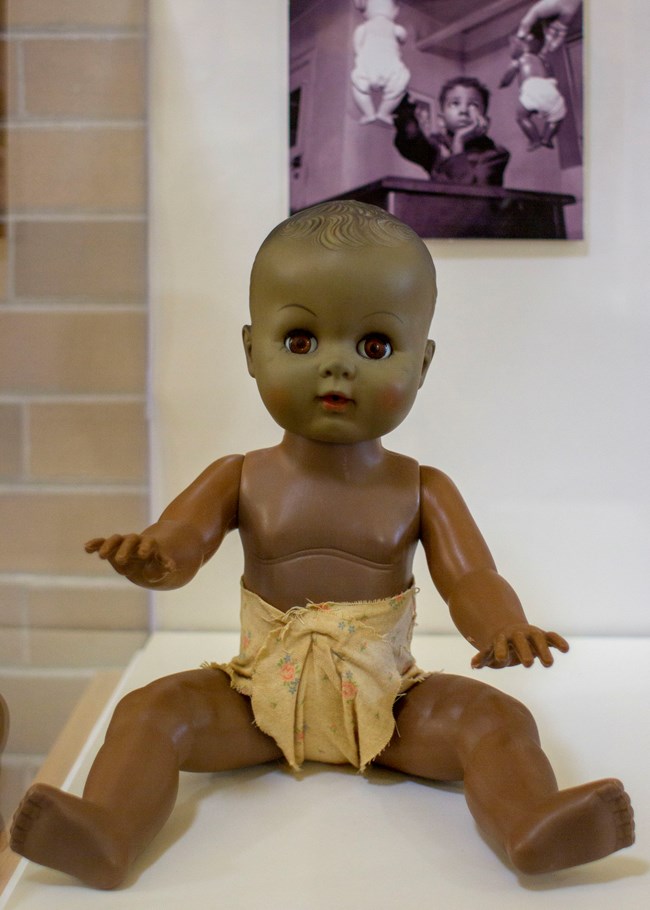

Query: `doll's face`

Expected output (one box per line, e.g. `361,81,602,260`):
244,236,435,445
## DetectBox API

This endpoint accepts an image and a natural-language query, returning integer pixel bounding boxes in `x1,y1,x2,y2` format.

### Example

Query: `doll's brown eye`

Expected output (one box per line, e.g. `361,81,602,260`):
285,330,317,354
358,334,392,360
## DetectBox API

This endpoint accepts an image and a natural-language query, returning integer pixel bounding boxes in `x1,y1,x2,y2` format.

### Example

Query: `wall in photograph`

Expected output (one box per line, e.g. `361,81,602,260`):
289,0,583,239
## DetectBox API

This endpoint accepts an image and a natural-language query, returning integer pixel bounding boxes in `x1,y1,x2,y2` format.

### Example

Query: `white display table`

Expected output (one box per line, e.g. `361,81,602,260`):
1,632,648,908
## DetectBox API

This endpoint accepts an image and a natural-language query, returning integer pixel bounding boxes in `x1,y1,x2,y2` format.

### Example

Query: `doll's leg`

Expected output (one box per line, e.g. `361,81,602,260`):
10,668,282,889
541,116,563,147
351,70,377,123
375,65,411,123
377,674,634,874
516,103,543,149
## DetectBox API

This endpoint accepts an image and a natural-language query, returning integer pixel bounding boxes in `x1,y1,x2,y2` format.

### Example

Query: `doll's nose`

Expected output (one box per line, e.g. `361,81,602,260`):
319,349,357,380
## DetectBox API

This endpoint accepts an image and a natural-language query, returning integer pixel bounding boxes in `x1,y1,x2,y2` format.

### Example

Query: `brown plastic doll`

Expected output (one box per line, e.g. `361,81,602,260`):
10,201,634,889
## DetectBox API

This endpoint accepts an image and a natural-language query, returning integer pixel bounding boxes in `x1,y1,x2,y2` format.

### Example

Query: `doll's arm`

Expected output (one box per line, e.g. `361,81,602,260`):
85,454,243,590
353,23,367,54
420,466,568,668
499,59,520,88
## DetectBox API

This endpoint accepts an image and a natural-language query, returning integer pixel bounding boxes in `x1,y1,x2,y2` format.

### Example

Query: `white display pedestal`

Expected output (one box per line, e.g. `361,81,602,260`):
2,632,648,909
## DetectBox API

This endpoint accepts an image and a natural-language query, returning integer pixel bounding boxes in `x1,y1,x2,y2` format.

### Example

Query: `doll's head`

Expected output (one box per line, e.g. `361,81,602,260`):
243,201,436,445
354,0,400,22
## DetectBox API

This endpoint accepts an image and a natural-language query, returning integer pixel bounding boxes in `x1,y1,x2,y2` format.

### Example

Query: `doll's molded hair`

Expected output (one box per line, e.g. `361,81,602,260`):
261,200,421,252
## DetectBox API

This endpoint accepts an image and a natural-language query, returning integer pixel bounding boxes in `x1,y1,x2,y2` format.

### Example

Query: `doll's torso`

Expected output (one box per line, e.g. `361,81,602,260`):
519,52,550,81
238,442,420,610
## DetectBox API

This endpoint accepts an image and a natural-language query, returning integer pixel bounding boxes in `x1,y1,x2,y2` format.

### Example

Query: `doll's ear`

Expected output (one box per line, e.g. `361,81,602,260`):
242,325,255,378
418,338,435,388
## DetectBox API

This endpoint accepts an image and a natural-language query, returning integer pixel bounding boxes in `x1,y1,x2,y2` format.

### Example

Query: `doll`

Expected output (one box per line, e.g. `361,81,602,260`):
10,202,634,889
350,0,410,124
500,32,567,150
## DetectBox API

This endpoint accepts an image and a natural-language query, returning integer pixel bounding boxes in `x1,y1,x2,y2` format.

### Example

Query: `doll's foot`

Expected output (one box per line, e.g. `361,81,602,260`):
359,114,377,124
507,779,634,874
10,783,129,889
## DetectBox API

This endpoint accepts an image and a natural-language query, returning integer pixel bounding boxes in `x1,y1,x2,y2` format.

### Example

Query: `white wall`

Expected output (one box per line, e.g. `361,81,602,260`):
149,0,649,637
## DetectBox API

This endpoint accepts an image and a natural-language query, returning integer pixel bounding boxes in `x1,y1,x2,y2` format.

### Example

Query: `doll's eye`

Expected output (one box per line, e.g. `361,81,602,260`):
285,330,317,355
357,334,392,360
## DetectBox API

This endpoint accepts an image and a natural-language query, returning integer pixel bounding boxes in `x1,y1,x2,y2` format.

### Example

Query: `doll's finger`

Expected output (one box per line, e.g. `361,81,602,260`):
84,537,106,554
529,631,554,666
136,537,157,561
137,539,176,577
471,647,493,669
471,652,485,669
96,534,126,559
493,632,511,665
512,630,535,667
547,631,570,654
114,534,142,565
142,554,176,584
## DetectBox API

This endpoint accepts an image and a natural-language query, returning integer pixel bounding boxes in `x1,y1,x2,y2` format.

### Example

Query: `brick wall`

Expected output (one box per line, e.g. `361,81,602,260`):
0,0,149,823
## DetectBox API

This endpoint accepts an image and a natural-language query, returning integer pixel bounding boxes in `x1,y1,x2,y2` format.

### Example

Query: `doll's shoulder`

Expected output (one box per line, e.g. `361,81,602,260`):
419,464,464,501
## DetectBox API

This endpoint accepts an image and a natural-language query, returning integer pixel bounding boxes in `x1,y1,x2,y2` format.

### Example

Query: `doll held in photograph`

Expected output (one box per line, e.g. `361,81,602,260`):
10,201,634,889
500,30,567,151
351,0,410,124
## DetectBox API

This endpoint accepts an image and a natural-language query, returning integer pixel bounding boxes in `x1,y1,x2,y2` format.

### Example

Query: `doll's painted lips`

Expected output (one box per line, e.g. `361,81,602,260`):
319,393,352,412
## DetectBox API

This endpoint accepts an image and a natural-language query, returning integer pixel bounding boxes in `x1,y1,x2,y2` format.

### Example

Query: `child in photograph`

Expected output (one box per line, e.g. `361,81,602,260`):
500,32,567,150
393,76,509,185
10,202,633,889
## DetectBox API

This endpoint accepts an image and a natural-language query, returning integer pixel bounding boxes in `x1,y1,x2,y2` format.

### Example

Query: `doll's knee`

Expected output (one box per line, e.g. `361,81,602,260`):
461,685,540,752
106,676,191,741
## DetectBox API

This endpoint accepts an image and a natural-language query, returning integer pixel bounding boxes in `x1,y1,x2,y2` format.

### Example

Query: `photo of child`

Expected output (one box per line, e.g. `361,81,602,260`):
289,0,583,240
393,75,510,185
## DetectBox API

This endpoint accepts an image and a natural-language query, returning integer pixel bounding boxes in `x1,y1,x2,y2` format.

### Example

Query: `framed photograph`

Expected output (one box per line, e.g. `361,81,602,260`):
289,0,584,239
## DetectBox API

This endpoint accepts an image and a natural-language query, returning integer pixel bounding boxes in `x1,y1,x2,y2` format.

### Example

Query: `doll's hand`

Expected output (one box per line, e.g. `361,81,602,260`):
471,623,569,669
85,534,176,585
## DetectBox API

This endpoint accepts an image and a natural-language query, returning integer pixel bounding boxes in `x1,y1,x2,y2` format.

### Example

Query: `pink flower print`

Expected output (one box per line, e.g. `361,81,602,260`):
278,654,300,694
281,661,295,682
342,679,358,701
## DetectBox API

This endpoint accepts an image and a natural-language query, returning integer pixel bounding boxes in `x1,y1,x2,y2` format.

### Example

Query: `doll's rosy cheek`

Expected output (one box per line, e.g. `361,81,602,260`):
377,384,407,413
